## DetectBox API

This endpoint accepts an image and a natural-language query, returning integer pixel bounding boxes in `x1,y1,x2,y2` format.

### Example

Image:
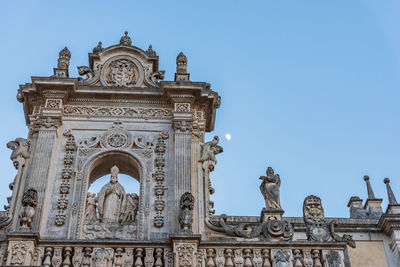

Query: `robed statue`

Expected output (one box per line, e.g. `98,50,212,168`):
259,167,281,209
97,165,126,223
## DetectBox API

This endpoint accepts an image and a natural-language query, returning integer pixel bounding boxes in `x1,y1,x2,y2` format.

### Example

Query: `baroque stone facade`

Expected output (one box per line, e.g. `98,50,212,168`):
1,32,400,266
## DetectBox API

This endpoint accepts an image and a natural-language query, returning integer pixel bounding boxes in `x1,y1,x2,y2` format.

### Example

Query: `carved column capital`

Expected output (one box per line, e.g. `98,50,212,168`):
173,120,193,133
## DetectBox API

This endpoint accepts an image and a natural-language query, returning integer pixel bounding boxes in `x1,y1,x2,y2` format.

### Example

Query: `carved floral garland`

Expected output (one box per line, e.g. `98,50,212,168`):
153,131,169,227
55,130,76,226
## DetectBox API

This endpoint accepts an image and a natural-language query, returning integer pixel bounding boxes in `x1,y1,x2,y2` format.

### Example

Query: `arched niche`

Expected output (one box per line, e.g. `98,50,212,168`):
87,150,142,184
78,150,145,240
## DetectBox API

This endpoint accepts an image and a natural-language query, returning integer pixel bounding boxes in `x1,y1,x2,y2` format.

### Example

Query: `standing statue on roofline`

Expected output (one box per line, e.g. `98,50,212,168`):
260,167,281,210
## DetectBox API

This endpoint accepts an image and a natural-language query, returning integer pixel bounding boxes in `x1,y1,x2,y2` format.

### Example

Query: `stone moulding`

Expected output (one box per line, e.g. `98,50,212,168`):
63,105,172,118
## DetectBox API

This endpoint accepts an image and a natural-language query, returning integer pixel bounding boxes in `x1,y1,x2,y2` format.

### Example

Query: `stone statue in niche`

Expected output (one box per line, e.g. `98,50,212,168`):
260,167,281,209
98,166,126,223
121,193,139,223
84,192,97,222
82,166,139,240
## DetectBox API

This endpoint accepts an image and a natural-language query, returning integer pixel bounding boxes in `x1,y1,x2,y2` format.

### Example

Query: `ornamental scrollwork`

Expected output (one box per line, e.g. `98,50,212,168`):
64,105,172,119
206,214,294,241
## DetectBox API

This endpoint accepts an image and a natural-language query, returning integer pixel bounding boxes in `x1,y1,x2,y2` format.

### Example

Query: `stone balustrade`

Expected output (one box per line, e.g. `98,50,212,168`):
1,240,350,267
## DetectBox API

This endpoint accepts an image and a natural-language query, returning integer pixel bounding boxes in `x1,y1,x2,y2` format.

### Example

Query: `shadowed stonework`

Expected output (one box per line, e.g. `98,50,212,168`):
0,32,399,266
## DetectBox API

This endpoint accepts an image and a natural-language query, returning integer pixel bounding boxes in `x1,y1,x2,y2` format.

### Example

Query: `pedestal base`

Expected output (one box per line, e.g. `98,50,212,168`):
260,208,284,222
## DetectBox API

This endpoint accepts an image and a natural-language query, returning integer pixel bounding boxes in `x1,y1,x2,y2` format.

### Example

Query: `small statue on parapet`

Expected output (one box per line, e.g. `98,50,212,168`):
259,166,284,221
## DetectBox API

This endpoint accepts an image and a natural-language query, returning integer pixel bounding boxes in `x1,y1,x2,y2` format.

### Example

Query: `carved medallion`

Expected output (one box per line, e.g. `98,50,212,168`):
107,133,127,148
100,56,143,87
100,122,132,149
107,59,135,87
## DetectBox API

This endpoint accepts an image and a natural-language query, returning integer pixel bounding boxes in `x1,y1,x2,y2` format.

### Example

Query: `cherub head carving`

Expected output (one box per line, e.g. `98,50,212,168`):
303,195,324,218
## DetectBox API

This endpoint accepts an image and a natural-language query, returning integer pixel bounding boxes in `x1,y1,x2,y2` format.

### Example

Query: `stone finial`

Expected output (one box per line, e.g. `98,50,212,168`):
93,41,103,53
384,178,398,205
175,52,190,81
120,31,132,46
53,47,71,77
363,175,376,199
146,45,157,57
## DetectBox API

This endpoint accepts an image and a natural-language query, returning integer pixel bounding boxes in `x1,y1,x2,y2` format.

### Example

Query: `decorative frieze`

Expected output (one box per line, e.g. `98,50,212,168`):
64,105,172,118
55,129,76,226
153,131,169,227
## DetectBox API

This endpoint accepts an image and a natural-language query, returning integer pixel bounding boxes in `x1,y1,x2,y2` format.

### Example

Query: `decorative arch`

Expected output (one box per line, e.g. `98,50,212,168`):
75,149,148,240
84,150,143,184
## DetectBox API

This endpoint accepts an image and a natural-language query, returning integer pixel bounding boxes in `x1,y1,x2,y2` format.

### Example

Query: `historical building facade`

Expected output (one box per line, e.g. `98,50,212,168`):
0,32,399,266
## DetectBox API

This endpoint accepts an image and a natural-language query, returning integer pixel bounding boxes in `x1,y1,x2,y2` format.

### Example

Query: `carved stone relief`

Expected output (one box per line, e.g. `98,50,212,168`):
178,192,194,234
303,195,355,248
19,188,38,229
153,131,169,227
174,242,197,267
55,129,76,226
64,105,172,119
45,99,62,109
7,241,35,266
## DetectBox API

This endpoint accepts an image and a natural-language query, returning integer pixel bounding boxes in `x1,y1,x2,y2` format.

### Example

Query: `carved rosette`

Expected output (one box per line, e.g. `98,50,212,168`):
153,131,169,227
55,130,76,226
100,122,132,149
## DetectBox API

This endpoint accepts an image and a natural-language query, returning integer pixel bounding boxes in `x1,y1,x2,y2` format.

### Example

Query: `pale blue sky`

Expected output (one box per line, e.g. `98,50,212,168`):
0,1,399,218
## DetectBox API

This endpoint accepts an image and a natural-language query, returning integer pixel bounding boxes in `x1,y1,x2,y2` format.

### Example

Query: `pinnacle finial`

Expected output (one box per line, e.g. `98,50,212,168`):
146,44,157,57
363,175,376,199
93,41,104,53
175,52,190,81
384,178,398,205
53,46,71,77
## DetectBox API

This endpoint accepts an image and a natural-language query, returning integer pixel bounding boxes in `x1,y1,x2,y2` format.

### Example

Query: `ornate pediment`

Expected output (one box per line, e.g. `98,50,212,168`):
78,32,165,88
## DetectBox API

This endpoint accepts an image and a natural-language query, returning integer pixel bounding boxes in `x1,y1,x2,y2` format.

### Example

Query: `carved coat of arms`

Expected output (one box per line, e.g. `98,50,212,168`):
107,59,136,87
